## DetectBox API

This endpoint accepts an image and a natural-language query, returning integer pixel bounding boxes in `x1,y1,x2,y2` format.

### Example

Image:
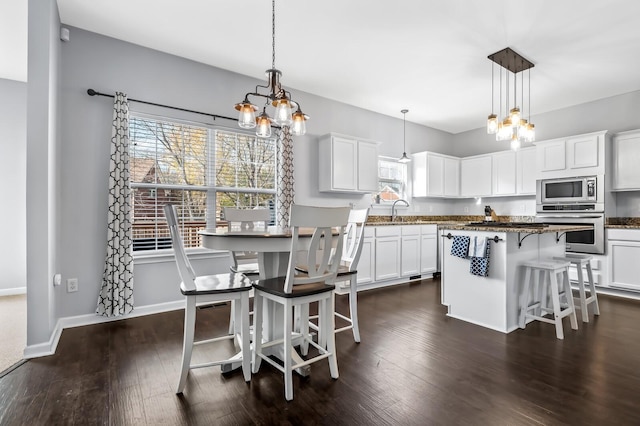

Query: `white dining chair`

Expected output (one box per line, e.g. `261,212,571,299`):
164,204,253,394
297,208,369,343
251,204,350,401
223,207,271,275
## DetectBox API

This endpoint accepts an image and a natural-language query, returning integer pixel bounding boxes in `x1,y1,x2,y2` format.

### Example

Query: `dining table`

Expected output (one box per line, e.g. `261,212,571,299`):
199,226,329,376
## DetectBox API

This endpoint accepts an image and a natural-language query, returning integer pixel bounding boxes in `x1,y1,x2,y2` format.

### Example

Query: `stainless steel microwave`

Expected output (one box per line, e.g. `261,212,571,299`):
536,175,603,207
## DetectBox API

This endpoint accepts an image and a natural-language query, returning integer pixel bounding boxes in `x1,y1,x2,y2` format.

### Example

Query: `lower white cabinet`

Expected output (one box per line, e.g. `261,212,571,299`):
375,227,401,281
421,225,438,274
356,227,375,285
401,226,421,277
357,224,440,287
607,229,640,292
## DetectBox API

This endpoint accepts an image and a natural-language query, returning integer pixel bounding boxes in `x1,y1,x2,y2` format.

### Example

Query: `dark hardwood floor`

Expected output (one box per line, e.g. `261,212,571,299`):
1,279,640,425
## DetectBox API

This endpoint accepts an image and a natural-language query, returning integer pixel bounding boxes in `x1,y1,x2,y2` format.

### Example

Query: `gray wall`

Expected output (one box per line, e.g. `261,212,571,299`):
0,79,27,293
26,20,640,349
452,90,640,157
54,26,454,322
26,0,61,346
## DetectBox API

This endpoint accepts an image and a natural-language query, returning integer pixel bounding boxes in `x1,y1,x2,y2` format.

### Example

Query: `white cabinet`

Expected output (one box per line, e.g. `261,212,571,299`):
412,152,459,197
460,155,492,197
319,134,378,193
516,147,536,195
357,140,379,192
538,139,566,173
420,225,438,274
356,227,375,285
491,150,516,196
607,229,640,292
535,131,608,179
401,226,421,277
612,130,640,191
443,157,460,197
374,226,401,281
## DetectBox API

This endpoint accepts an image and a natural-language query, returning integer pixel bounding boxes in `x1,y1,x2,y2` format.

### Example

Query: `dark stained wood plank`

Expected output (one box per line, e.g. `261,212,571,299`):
1,279,640,425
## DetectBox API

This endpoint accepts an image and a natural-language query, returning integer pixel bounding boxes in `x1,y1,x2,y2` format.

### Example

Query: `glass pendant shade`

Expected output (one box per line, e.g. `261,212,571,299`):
526,123,535,142
509,107,521,127
487,114,498,134
235,101,257,129
256,112,272,138
510,136,521,151
272,99,293,126
291,109,308,136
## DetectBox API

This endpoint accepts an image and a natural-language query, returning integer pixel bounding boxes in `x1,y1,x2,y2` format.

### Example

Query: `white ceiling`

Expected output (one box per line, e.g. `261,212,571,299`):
5,1,640,134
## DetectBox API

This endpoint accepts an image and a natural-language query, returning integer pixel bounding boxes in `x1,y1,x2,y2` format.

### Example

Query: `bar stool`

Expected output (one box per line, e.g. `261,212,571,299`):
519,259,578,340
553,253,600,323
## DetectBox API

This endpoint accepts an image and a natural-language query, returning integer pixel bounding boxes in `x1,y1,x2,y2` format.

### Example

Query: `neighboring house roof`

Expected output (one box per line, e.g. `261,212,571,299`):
130,158,156,183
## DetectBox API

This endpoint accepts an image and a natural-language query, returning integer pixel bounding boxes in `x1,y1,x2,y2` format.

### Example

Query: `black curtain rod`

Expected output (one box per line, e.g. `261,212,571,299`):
86,88,236,123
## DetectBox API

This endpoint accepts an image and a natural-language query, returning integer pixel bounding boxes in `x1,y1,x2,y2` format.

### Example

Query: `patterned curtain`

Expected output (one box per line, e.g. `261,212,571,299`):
276,126,295,229
97,92,134,317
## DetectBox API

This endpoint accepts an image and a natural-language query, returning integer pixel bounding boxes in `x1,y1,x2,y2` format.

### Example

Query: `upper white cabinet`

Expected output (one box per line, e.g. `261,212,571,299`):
412,152,459,197
319,134,378,193
535,131,608,179
443,157,460,197
612,129,640,191
491,150,517,196
460,155,492,197
516,147,536,195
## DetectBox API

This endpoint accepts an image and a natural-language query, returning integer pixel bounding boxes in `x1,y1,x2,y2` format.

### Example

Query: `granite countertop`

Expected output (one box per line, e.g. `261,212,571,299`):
440,223,592,234
366,216,640,230
605,218,640,229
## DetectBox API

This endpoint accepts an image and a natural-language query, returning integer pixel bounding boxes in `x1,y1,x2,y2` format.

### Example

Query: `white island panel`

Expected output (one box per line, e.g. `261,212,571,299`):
441,229,566,333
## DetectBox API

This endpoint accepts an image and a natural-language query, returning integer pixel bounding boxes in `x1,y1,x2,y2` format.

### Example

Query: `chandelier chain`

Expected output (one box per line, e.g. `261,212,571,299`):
272,0,276,69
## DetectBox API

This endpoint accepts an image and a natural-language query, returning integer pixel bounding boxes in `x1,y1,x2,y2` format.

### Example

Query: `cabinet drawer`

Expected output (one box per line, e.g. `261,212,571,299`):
401,225,421,236
364,226,375,238
376,226,401,237
607,229,640,241
421,224,438,235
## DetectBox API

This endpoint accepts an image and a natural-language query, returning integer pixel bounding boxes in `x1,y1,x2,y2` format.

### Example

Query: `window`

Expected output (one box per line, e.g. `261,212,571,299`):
375,157,407,203
129,115,276,251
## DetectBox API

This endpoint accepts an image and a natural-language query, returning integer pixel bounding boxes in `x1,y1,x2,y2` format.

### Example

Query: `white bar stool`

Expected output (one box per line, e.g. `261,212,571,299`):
553,253,600,323
519,259,578,339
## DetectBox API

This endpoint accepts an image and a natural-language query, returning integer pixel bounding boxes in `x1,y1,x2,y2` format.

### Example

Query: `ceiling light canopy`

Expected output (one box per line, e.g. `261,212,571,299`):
398,109,411,163
234,0,308,138
486,47,535,150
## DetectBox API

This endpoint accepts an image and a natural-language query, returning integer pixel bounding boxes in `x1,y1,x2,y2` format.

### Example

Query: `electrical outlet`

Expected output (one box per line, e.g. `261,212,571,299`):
464,206,469,213
53,273,62,286
67,278,78,293
429,205,433,212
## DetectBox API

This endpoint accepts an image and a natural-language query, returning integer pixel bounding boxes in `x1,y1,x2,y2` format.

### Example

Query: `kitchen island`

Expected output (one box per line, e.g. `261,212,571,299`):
440,223,591,333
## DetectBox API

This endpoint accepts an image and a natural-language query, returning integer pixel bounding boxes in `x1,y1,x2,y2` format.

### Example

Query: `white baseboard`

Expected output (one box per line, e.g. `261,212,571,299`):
0,287,27,297
23,299,186,359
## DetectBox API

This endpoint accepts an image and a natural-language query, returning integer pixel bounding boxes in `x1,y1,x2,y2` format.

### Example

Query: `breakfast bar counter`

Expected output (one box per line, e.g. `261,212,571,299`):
439,224,590,333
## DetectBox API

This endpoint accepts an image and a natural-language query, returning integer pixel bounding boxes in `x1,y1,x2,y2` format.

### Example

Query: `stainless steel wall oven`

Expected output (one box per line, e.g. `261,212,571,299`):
536,175,605,254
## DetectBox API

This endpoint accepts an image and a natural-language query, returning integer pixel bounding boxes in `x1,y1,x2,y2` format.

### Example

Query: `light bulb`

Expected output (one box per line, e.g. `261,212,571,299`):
272,99,293,126
509,107,521,128
235,101,257,129
256,113,272,138
487,114,498,134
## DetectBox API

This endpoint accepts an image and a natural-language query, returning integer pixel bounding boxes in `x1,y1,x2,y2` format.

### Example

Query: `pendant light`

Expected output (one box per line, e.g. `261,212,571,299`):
486,48,536,149
234,0,309,137
398,109,411,163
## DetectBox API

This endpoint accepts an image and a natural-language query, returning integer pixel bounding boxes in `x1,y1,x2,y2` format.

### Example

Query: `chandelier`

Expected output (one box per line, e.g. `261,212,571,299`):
234,0,308,138
486,47,535,150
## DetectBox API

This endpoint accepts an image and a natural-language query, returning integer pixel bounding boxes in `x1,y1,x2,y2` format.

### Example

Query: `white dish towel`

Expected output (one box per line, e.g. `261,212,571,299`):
469,236,488,258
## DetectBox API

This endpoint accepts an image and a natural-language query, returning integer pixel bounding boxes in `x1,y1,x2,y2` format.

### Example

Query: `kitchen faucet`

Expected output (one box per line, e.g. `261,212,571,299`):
391,199,409,222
